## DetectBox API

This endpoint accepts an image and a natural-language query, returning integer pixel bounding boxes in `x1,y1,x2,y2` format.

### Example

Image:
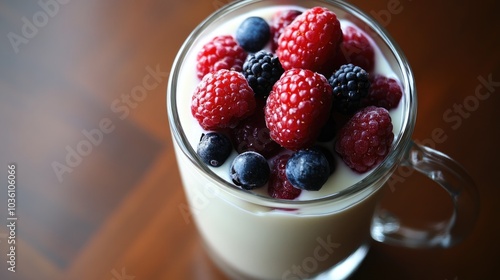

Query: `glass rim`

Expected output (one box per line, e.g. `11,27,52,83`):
167,0,417,208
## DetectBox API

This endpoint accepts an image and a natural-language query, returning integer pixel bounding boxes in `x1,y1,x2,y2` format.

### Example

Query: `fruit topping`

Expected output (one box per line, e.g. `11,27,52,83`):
188,5,405,200
235,16,271,53
363,74,402,110
230,151,270,190
269,9,302,52
268,154,302,199
242,50,284,98
335,106,394,173
276,6,342,74
196,35,247,80
191,69,256,130
329,64,371,115
197,132,232,167
285,148,330,191
265,68,333,150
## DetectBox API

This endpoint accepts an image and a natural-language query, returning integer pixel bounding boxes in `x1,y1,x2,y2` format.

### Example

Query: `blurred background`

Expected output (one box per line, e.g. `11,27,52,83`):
0,0,498,279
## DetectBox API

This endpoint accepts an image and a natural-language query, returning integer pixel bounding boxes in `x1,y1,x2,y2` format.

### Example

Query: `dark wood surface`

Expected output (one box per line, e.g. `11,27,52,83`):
0,0,498,279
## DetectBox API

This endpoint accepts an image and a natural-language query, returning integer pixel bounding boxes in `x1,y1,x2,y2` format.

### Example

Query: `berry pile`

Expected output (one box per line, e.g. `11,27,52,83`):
191,6,403,200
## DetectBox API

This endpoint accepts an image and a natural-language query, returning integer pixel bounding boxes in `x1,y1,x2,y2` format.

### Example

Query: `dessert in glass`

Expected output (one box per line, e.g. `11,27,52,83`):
167,1,479,279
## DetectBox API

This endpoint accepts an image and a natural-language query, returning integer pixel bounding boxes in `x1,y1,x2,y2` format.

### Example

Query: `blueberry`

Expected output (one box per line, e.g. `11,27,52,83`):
236,17,270,53
197,132,232,167
286,149,330,191
230,151,270,190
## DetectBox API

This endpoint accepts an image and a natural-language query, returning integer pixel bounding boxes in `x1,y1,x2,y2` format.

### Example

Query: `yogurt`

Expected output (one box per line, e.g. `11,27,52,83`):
169,2,408,279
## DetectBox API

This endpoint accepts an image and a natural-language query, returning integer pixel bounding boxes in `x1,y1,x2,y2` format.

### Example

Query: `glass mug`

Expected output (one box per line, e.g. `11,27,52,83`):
167,0,479,279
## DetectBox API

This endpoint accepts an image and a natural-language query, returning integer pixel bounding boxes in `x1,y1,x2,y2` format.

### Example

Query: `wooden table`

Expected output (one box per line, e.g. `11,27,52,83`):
0,0,498,279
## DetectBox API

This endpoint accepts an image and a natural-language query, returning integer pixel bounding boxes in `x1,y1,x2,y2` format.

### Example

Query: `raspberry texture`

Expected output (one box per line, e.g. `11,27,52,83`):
191,69,256,130
329,64,371,115
242,50,284,98
363,75,402,110
265,68,333,150
268,154,302,200
335,106,394,173
333,26,375,72
269,9,302,52
276,6,342,74
231,100,281,158
196,35,247,80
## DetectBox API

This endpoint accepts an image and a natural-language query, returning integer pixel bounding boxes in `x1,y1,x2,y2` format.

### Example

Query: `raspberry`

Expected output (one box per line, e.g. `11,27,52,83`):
363,75,403,110
269,9,302,52
335,106,394,173
191,69,256,130
333,26,375,72
276,6,342,74
329,64,370,115
242,50,284,98
231,100,281,158
268,154,302,200
265,69,333,150
196,35,247,80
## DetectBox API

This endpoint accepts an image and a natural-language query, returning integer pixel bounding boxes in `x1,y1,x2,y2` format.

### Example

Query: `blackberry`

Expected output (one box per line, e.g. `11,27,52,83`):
329,64,371,115
243,51,284,98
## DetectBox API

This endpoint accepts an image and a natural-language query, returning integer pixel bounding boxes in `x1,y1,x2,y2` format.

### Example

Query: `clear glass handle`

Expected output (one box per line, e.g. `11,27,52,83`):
371,141,480,248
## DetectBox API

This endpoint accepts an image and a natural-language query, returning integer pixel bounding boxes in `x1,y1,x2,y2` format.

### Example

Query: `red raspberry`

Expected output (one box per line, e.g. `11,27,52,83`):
196,35,247,80
335,106,394,173
191,69,256,130
276,6,342,74
363,75,403,109
268,154,302,200
231,100,281,158
269,9,302,52
265,69,333,150
333,26,375,72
